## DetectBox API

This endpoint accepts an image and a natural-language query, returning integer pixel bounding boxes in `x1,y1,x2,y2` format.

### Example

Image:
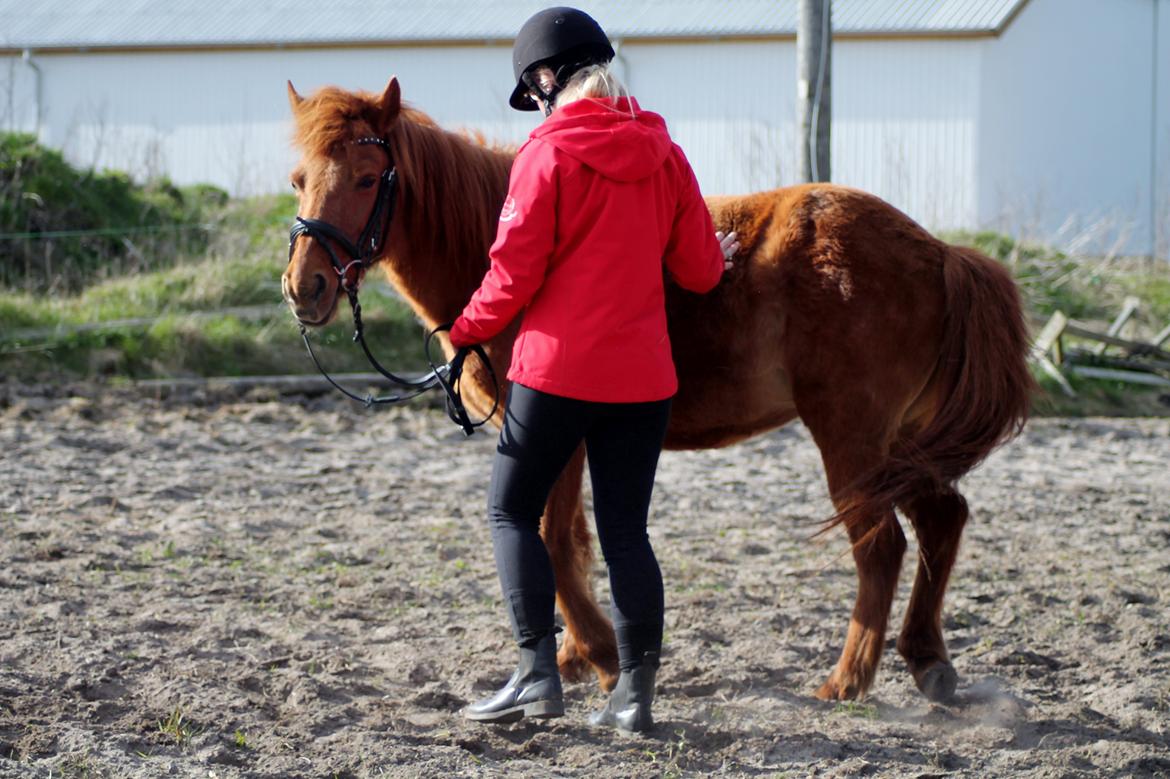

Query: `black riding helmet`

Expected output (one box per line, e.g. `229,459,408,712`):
509,6,615,112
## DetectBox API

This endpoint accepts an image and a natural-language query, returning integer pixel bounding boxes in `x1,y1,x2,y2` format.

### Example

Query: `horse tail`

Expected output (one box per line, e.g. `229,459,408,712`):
835,245,1035,544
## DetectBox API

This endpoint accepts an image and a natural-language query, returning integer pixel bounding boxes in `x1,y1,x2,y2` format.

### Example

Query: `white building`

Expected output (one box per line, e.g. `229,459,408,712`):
2,0,1167,257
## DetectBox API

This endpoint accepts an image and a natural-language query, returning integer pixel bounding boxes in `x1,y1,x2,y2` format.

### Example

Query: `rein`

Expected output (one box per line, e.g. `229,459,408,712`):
287,135,499,435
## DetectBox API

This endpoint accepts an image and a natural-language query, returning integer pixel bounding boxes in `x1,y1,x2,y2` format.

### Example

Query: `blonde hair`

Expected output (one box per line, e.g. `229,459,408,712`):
533,63,633,114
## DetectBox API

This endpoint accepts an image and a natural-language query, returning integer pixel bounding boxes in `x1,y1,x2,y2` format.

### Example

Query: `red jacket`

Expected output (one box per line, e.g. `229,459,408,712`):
450,96,723,402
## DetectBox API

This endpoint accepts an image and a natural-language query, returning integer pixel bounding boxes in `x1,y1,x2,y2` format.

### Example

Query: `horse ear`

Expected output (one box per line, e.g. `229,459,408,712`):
287,81,305,112
379,77,402,127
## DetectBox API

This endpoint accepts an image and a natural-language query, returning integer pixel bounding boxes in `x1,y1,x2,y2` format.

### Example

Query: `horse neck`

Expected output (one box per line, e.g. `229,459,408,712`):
380,116,515,327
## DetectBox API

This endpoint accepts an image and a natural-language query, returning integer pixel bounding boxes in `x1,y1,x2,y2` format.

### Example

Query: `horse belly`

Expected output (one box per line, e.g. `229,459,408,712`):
664,362,797,450
661,267,797,450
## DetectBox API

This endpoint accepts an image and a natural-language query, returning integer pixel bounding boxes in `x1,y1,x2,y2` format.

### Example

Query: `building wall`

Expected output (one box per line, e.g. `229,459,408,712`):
1,53,40,134
833,38,980,230
2,38,984,235
978,0,1166,256
625,37,981,234
0,45,533,196
617,40,795,196
6,8,1163,256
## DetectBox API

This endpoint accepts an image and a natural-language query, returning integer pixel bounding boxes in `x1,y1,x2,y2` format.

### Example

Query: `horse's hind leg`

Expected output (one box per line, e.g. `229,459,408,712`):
817,502,907,700
541,446,620,691
801,406,908,701
895,487,969,702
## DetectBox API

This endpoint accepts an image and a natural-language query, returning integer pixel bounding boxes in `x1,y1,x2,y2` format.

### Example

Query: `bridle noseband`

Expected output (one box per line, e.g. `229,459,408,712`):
286,135,498,434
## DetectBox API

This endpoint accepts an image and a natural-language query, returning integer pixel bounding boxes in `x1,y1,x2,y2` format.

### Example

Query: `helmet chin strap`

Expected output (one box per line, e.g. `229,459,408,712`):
524,56,598,117
522,71,561,117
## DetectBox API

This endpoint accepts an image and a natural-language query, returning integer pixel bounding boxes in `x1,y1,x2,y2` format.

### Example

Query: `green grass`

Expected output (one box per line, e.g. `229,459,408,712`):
946,230,1170,417
157,706,199,747
945,229,1170,327
0,250,423,381
832,700,879,719
1,132,229,292
0,182,431,382
1031,370,1170,417
2,255,279,328
1,212,1166,418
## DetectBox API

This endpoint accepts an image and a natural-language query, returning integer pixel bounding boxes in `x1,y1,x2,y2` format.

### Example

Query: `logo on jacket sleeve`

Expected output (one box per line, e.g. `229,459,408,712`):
499,195,518,223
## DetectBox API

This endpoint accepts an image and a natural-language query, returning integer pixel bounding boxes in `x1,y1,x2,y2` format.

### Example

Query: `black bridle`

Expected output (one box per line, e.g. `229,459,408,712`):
287,136,498,435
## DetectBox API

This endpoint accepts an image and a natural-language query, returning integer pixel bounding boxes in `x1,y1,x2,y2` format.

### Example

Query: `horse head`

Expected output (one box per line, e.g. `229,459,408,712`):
283,78,403,327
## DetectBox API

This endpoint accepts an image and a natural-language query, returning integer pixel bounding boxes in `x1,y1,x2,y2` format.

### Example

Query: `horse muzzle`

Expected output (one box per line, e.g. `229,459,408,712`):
281,271,339,327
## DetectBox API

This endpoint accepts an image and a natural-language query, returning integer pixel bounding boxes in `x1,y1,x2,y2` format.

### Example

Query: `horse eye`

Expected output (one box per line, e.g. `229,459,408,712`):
358,175,377,190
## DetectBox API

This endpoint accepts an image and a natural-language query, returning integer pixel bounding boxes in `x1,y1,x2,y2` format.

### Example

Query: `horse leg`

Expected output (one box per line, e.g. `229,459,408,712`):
541,446,620,691
816,505,907,700
895,487,969,702
803,416,908,701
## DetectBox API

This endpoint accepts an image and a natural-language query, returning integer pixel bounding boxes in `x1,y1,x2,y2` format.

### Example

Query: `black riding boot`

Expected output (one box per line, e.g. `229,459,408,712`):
589,651,659,733
465,633,564,723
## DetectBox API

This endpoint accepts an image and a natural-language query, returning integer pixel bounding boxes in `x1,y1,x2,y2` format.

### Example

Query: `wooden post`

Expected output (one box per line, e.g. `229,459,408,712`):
1061,320,1170,357
1032,310,1068,361
1093,296,1140,355
1030,310,1076,397
1152,321,1170,349
1068,366,1170,387
798,0,832,183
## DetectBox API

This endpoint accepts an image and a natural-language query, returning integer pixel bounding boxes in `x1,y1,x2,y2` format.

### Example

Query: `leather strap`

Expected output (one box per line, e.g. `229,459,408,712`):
287,138,499,431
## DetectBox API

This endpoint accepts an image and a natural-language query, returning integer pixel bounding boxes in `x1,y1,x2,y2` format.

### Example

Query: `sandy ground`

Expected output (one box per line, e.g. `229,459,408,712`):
1,384,1168,778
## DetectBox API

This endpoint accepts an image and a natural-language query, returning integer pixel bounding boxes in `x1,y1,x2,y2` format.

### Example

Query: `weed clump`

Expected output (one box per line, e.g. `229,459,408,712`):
0,132,228,292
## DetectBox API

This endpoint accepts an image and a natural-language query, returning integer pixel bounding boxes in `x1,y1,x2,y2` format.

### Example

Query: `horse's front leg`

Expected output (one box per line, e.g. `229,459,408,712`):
540,445,620,691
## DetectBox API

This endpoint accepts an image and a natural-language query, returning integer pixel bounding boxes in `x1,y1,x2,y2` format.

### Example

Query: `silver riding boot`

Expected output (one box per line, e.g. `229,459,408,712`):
465,633,564,723
589,650,659,733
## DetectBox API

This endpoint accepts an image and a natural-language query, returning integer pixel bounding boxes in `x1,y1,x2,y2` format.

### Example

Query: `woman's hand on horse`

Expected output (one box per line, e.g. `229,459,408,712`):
717,231,741,270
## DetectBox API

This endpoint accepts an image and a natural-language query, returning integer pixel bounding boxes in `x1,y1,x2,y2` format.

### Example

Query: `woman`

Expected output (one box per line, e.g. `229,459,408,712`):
452,6,737,732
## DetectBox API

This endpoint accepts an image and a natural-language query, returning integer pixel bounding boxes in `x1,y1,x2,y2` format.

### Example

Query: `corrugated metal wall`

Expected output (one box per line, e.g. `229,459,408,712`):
2,0,1165,255
620,41,797,196
0,38,982,233
978,0,1165,256
0,46,536,195
833,39,979,229
622,38,979,230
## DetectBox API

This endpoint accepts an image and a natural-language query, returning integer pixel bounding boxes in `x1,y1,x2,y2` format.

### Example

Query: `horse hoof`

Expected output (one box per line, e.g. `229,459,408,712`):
815,678,862,701
916,662,958,702
814,681,838,701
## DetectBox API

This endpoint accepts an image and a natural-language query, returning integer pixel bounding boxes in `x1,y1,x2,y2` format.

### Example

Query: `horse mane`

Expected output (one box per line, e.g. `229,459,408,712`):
291,86,515,289
389,108,515,285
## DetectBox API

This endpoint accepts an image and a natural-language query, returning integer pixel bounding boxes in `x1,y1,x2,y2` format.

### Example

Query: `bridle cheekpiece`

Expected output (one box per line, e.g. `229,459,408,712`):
288,135,397,298
285,135,499,433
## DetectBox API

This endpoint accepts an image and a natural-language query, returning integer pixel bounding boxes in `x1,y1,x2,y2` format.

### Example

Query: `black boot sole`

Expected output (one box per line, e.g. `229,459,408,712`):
588,710,653,733
464,698,565,723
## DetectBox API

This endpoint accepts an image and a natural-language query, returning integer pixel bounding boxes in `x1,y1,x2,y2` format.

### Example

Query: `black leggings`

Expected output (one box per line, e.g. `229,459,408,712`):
487,382,671,670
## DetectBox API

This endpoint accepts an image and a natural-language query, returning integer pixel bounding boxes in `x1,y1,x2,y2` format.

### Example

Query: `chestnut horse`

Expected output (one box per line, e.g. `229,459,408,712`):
282,77,1032,703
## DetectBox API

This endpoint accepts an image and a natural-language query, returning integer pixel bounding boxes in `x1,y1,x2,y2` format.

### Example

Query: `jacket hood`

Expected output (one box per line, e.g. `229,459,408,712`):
530,97,671,182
